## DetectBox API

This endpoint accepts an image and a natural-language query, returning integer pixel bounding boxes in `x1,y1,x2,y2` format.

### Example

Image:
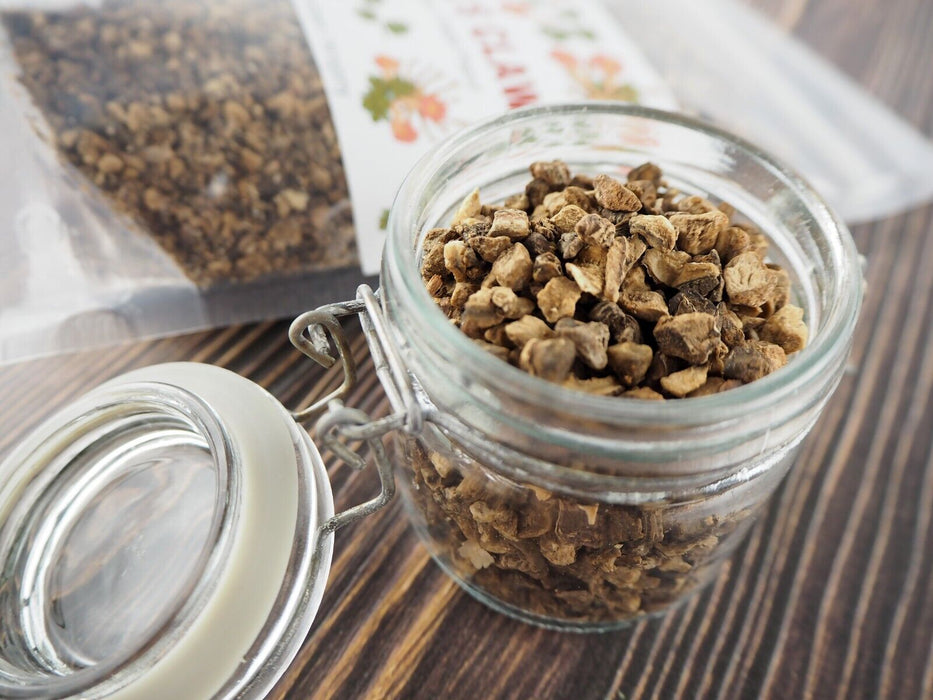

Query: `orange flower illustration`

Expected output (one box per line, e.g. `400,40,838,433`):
363,55,449,143
549,50,639,103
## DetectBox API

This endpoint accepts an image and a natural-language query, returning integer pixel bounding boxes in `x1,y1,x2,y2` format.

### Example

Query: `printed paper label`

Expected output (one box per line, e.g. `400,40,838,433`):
291,0,678,275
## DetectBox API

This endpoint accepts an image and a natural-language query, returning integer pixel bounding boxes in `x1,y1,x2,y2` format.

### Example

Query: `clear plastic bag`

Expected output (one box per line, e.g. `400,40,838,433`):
605,0,933,223
0,0,362,362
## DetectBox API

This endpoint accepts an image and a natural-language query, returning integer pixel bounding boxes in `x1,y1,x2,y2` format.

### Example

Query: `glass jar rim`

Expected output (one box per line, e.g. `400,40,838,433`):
383,102,863,428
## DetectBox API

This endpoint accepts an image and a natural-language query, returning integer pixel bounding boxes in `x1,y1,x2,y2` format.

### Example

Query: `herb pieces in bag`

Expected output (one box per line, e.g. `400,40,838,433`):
2,0,356,287
420,160,808,398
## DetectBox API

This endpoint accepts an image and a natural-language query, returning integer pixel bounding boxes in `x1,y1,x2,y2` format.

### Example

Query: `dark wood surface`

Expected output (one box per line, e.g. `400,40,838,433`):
2,0,932,697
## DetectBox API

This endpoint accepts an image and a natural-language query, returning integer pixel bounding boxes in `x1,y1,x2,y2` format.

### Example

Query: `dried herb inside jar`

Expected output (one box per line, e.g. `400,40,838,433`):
420,160,808,398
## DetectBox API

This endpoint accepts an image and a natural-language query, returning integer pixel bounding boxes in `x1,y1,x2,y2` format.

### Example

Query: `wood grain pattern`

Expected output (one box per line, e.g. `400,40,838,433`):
1,0,931,697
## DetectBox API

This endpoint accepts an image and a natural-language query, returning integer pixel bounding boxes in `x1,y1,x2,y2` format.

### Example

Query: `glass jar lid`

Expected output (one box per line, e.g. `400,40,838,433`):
0,362,335,699
0,286,404,699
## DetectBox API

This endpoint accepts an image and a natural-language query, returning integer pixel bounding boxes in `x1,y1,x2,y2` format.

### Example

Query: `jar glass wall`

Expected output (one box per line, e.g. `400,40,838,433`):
380,104,862,630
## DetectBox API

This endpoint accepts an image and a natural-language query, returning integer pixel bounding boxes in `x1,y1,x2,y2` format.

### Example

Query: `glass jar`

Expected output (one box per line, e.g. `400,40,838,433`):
0,103,863,698
371,103,863,630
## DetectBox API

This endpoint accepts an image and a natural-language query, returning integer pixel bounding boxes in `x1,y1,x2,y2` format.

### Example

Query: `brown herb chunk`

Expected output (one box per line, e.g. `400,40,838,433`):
607,342,654,386
593,174,642,212
452,188,483,226
654,313,721,364
444,240,483,282
551,204,588,232
558,232,585,260
533,252,563,283
626,180,658,209
491,243,533,291
555,318,611,370
670,211,729,255
537,276,581,323
644,248,691,287
620,290,670,322
669,291,717,316
630,214,677,250
624,386,665,400
519,337,577,382
565,262,604,296
760,304,808,353
469,235,514,263
505,315,556,347
490,286,535,319
530,160,572,188
575,213,617,247
723,252,782,307
589,302,643,344
723,341,787,382
676,195,718,215
627,161,663,183
660,364,709,397
489,208,531,239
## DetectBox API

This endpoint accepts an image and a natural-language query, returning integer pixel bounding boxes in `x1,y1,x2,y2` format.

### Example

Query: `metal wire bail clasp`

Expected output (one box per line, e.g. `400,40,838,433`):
288,284,421,536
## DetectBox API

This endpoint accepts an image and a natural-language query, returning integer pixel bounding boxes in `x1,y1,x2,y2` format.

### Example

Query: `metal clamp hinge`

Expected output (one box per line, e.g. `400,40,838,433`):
289,285,422,541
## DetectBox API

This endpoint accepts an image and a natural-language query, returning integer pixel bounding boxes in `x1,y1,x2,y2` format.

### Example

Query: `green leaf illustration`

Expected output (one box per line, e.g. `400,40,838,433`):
379,208,390,230
356,7,376,20
386,77,415,98
362,75,417,122
362,77,391,121
385,21,408,34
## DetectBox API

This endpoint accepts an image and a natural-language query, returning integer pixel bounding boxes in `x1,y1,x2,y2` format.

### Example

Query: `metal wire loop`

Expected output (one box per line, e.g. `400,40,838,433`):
289,285,420,541
314,401,398,536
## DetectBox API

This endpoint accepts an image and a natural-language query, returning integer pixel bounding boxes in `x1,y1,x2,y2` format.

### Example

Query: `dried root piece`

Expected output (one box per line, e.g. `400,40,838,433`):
630,214,677,250
551,204,588,232
489,209,530,239
654,313,721,365
760,304,808,353
593,174,642,212
620,290,669,322
660,364,708,398
723,252,782,307
607,342,654,386
575,213,616,247
589,302,642,344
505,315,556,347
530,160,572,188
519,337,577,382
537,276,582,323
555,318,610,370
491,243,533,291
533,252,563,283
670,211,729,255
723,341,787,382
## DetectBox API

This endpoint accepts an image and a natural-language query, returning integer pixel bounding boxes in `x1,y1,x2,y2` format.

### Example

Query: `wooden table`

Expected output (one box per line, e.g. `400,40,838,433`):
2,0,932,697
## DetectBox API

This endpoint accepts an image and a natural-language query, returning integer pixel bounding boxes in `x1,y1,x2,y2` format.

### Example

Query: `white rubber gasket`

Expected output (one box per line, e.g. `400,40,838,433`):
93,363,324,700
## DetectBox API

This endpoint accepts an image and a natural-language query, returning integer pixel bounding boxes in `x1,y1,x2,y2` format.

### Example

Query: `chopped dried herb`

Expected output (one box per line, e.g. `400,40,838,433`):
3,0,356,287
406,438,750,623
424,160,807,399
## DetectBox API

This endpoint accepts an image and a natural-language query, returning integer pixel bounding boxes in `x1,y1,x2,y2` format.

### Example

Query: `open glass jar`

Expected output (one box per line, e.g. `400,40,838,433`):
0,103,862,698
372,103,863,630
